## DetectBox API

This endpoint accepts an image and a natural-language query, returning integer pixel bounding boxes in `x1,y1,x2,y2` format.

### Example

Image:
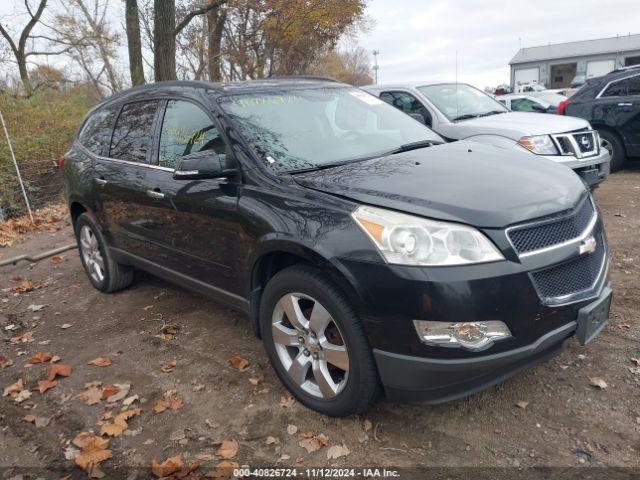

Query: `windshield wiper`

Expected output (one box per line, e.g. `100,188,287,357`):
387,139,443,155
452,113,480,121
286,162,349,175
478,110,507,117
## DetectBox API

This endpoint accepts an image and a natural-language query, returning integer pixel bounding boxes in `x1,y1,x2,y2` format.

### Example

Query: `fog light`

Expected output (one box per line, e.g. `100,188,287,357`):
413,320,512,351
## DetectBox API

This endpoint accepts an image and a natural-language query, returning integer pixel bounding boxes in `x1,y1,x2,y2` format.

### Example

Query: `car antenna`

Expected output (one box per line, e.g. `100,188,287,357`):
455,49,459,119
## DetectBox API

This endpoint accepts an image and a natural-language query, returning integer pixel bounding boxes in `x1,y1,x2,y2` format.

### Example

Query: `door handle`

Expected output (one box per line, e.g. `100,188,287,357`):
95,178,107,186
617,102,633,107
146,189,165,199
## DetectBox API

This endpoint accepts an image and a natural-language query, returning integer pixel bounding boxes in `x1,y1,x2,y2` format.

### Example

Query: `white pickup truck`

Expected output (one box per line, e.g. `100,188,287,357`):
363,82,610,187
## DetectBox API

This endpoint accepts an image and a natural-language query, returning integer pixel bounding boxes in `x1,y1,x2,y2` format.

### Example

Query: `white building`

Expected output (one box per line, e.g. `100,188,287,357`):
509,34,640,89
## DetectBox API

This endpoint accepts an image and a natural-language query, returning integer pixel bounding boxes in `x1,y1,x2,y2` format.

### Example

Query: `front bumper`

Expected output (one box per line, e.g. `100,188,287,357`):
375,321,574,404
373,285,611,404
541,149,610,187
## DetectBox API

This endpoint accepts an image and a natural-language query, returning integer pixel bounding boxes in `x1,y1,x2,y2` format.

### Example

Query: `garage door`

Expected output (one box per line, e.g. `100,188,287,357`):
587,59,615,79
514,67,539,86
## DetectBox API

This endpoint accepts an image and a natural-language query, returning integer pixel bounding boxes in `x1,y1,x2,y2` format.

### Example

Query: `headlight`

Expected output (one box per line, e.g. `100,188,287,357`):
352,205,504,266
517,135,558,155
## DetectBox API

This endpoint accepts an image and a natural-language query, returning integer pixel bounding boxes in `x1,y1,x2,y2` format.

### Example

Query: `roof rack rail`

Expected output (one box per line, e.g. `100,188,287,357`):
608,64,640,74
265,75,340,83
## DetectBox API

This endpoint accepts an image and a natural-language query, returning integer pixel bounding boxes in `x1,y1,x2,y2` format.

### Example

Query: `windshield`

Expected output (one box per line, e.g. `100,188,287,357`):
417,83,509,121
536,92,567,107
219,86,442,172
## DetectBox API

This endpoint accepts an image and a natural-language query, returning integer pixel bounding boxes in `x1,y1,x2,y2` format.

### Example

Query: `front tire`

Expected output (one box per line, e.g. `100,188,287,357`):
74,213,133,293
599,129,626,172
260,264,380,416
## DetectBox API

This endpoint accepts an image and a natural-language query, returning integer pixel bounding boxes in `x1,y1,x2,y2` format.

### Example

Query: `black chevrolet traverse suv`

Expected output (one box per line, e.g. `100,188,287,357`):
560,66,640,171
62,78,612,416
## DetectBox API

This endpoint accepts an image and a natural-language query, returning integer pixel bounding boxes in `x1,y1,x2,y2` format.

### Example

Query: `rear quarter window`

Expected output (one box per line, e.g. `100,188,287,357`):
109,100,160,163
78,106,119,156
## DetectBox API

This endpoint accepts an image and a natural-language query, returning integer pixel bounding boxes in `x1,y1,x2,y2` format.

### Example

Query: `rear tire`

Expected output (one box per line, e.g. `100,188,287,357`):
260,264,380,416
74,213,133,293
599,130,626,172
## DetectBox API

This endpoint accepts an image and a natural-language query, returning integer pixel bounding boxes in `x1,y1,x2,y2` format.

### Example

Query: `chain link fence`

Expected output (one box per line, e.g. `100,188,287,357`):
0,116,65,222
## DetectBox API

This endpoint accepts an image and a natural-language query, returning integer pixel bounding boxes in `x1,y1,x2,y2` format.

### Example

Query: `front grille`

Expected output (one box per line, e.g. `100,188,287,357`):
551,130,598,158
508,196,595,255
573,131,597,155
530,235,606,303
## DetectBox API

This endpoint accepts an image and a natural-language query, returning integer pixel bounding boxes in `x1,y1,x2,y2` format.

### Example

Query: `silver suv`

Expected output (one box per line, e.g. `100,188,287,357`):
364,82,611,187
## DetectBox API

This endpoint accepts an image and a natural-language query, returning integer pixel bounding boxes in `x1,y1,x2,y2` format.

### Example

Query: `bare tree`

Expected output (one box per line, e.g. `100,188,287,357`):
0,0,48,96
125,0,145,85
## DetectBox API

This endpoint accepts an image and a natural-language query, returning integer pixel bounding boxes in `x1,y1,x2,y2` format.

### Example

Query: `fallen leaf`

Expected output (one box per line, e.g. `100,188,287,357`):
631,358,640,366
151,455,183,478
215,439,238,459
153,394,183,413
123,394,139,407
248,377,260,385
228,355,250,372
36,379,58,394
298,432,329,453
23,414,51,428
101,384,120,400
47,364,72,381
100,408,141,437
266,436,279,445
28,352,53,364
51,255,64,265
362,419,372,431
73,385,102,405
73,433,112,478
9,279,44,293
87,357,112,367
287,424,298,435
160,359,177,373
205,460,240,478
27,304,45,312
3,378,24,397
516,401,529,410
10,331,34,344
279,394,295,408
61,323,72,329
0,355,13,369
326,444,350,460
14,389,32,403
589,377,608,389
105,383,130,402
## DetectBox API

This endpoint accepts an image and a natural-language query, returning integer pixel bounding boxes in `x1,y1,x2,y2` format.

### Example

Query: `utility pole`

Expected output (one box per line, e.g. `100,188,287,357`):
372,49,380,84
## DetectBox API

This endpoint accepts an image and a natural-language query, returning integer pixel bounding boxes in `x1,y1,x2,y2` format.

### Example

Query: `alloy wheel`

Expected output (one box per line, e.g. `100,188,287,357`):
271,293,350,399
79,225,105,284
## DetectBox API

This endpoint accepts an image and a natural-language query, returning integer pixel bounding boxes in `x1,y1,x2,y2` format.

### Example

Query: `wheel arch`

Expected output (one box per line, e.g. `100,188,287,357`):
593,124,628,156
248,239,366,339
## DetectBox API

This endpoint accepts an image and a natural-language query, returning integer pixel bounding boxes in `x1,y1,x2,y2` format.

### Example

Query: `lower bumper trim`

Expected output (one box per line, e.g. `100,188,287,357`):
374,321,577,405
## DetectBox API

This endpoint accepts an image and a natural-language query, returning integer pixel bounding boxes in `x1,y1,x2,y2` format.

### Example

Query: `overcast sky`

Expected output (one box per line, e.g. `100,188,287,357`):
358,0,640,87
1,0,639,89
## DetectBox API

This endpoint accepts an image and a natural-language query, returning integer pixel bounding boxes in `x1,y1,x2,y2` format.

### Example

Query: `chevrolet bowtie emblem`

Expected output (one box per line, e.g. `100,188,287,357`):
579,235,597,255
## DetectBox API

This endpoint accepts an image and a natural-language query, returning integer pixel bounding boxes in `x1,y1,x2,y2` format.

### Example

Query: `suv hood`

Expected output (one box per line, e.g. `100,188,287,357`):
293,141,586,228
446,111,591,139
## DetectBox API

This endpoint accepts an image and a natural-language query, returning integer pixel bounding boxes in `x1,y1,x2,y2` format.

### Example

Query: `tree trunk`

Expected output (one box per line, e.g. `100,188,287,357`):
154,0,176,81
206,1,226,82
125,0,145,86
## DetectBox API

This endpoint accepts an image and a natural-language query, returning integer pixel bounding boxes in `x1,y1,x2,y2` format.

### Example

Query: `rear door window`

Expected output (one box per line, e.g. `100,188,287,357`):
78,106,118,156
380,91,432,125
158,100,226,169
627,75,640,96
601,77,637,97
109,100,160,163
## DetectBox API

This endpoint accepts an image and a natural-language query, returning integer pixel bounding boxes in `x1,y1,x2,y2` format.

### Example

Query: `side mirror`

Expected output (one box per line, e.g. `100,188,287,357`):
409,113,426,125
173,150,234,180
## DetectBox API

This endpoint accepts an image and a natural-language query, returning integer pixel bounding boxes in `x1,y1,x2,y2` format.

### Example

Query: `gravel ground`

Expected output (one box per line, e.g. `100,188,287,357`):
1,168,639,479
